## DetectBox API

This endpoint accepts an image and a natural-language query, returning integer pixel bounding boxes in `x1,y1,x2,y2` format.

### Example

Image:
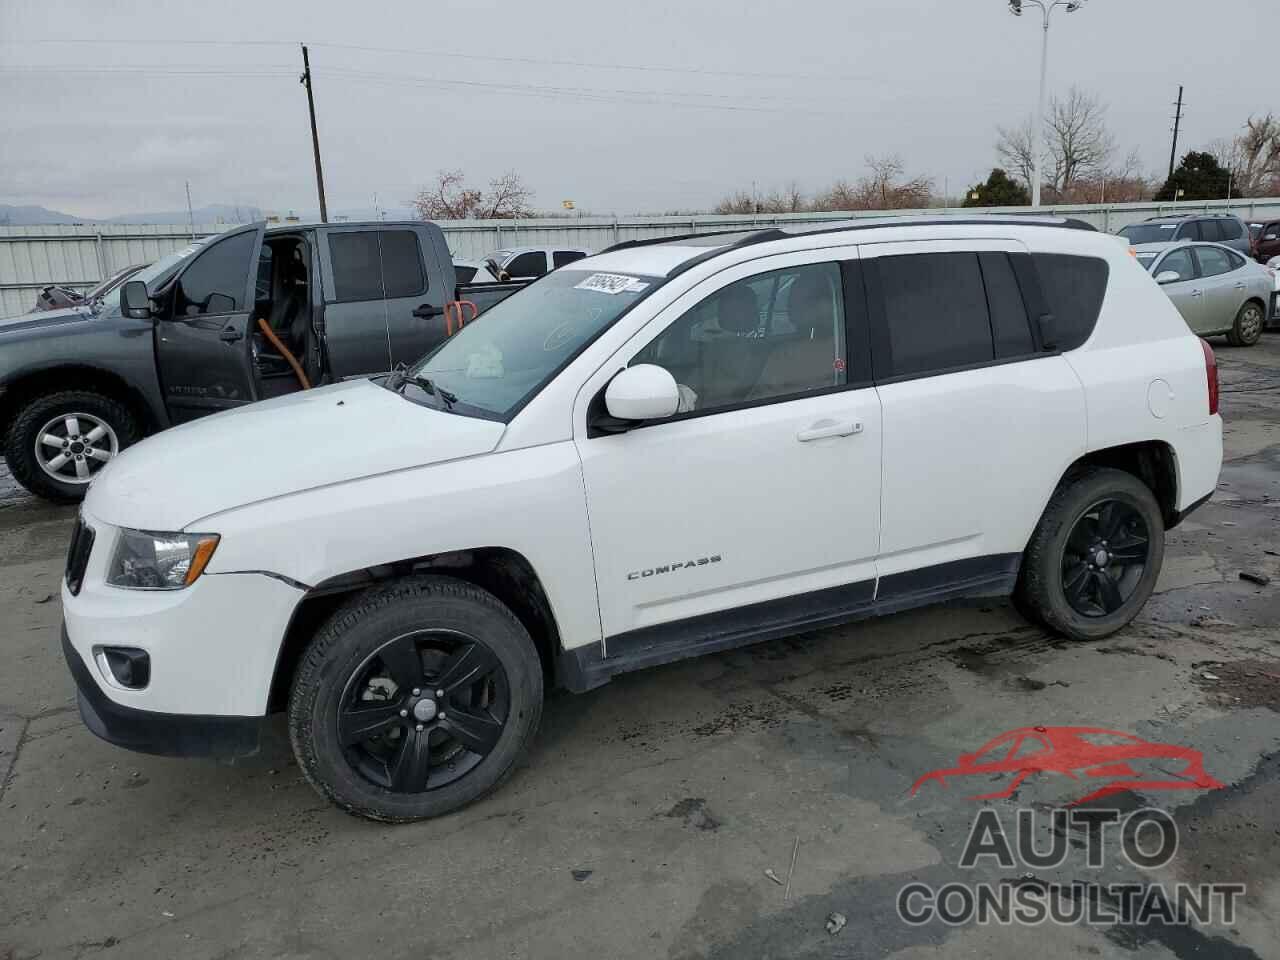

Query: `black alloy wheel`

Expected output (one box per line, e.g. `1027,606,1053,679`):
289,576,543,822
339,630,509,793
1060,499,1151,617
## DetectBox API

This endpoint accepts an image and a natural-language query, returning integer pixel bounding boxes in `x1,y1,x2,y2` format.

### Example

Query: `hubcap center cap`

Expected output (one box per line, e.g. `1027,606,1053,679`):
1093,548,1110,567
70,441,85,455
412,698,438,722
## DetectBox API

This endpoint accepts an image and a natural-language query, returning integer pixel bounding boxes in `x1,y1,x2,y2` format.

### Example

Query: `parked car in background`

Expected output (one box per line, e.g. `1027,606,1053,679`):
1247,218,1280,264
1,221,530,502
1136,241,1272,345
476,246,592,281
1118,213,1252,256
60,216,1222,822
30,262,150,313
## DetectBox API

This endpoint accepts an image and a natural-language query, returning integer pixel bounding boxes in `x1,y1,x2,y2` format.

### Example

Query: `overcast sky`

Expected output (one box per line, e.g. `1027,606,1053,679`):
0,0,1272,219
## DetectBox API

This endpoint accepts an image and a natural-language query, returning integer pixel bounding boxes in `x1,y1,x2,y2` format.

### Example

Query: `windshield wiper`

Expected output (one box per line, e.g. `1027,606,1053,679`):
388,368,456,408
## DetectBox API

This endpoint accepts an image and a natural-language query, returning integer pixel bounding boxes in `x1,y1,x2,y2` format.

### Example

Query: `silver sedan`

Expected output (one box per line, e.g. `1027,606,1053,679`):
1136,241,1274,346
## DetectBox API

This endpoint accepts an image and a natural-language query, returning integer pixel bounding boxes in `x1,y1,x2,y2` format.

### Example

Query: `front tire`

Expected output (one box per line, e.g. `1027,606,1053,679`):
1016,468,1165,641
1226,301,1264,347
3,389,141,503
288,576,543,823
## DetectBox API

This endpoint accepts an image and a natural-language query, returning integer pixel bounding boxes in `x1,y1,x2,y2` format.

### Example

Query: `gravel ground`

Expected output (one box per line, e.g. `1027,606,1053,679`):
1,338,1278,960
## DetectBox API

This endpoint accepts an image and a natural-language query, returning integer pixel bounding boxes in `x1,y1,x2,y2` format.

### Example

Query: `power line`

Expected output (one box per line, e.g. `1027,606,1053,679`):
0,64,845,116
4,37,859,83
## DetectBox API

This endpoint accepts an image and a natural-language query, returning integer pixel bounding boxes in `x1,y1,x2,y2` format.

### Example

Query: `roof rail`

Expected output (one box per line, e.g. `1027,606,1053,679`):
600,228,767,255
651,217,1098,278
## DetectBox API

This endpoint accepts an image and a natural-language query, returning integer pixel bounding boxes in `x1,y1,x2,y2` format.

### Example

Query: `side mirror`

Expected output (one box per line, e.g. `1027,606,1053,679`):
605,364,680,422
120,279,153,319
1155,270,1182,285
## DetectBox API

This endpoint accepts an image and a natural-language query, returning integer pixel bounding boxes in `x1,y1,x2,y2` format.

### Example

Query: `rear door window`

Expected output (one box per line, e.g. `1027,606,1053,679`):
505,251,548,278
871,252,994,379
1194,246,1235,278
1218,219,1243,241
978,253,1035,358
329,230,426,302
1031,254,1109,351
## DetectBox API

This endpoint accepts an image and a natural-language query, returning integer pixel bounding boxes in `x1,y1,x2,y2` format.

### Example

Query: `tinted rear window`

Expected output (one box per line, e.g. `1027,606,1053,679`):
1119,223,1178,244
329,230,426,302
1218,219,1243,241
874,253,995,378
1032,254,1108,351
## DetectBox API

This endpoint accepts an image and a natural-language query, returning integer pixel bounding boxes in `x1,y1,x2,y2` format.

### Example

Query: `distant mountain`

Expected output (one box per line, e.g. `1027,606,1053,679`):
0,202,268,226
106,204,265,225
0,204,93,226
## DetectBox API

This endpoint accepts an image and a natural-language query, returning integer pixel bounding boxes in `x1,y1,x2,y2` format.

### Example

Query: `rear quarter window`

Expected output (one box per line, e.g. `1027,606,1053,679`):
1031,254,1109,351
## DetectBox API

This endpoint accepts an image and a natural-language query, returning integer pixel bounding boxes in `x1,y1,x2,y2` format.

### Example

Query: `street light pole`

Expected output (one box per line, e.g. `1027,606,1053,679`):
1008,0,1089,209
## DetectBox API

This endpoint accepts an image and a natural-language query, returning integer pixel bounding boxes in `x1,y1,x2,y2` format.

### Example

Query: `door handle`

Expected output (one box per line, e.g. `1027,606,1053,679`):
1190,289,1203,298
413,303,444,319
219,327,243,342
1233,282,1246,290
797,419,863,442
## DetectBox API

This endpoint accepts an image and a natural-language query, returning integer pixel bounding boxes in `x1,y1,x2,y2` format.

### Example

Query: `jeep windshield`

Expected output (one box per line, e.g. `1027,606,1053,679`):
96,240,208,312
407,268,661,420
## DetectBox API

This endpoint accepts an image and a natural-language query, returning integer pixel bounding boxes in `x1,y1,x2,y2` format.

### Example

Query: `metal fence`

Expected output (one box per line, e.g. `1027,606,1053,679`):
5,196,1279,316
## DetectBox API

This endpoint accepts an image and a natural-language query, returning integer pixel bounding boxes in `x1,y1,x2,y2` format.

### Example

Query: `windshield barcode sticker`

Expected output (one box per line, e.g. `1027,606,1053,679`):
575,273,649,295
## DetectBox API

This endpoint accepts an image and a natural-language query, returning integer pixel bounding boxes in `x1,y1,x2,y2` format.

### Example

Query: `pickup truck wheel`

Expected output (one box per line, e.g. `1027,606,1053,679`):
3,390,141,503
1226,301,1264,347
288,576,543,822
1016,468,1165,641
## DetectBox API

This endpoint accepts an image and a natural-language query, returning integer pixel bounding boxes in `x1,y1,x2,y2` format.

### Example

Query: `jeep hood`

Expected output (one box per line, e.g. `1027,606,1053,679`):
85,379,506,530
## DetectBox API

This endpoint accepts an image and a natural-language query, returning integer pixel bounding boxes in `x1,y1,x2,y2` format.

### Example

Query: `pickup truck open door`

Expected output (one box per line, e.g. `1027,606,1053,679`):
154,223,265,423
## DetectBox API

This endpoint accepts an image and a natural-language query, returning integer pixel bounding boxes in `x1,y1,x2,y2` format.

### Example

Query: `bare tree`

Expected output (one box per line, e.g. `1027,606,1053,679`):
1045,87,1114,196
412,169,533,220
480,171,535,219
811,180,860,212
863,154,906,209
996,118,1037,192
1226,114,1280,196
996,87,1115,199
713,190,756,215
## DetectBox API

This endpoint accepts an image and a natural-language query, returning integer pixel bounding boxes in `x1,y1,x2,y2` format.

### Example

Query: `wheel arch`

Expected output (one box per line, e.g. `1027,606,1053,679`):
1060,440,1179,528
267,546,564,712
0,364,161,440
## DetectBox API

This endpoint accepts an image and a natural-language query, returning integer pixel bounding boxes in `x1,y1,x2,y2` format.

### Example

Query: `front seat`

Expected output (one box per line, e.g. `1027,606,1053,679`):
747,272,840,400
700,284,763,407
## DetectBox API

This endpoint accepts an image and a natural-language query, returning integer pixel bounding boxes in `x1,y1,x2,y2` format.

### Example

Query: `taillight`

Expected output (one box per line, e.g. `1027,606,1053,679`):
1200,338,1219,415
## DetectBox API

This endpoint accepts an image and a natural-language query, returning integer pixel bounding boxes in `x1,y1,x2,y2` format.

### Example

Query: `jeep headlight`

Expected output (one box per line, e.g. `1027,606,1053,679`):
106,529,220,590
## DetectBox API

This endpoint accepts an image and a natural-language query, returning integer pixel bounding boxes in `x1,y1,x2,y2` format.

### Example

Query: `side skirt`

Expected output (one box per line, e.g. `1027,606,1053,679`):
557,554,1020,693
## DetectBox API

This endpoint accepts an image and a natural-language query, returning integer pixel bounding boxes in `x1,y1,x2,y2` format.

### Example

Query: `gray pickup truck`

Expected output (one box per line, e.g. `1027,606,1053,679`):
0,220,526,502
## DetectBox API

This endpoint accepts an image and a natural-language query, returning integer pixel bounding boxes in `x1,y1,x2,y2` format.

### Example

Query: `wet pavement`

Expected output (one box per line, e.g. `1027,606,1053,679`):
1,339,1278,959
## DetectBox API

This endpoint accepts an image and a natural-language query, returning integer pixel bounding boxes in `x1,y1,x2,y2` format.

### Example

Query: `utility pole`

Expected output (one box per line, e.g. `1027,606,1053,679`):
1167,85,1184,182
300,43,329,223
185,180,195,240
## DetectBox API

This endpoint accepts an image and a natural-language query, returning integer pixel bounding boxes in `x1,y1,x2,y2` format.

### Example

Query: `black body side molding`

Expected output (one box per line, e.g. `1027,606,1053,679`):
558,554,1020,692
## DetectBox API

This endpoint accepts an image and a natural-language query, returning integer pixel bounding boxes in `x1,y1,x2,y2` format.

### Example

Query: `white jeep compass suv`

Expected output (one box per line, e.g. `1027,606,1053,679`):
61,217,1223,821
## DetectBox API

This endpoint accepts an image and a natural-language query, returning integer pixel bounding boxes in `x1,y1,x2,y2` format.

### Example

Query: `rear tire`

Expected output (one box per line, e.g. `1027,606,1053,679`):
288,576,543,823
1016,468,1164,641
1226,301,1264,347
3,389,141,503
